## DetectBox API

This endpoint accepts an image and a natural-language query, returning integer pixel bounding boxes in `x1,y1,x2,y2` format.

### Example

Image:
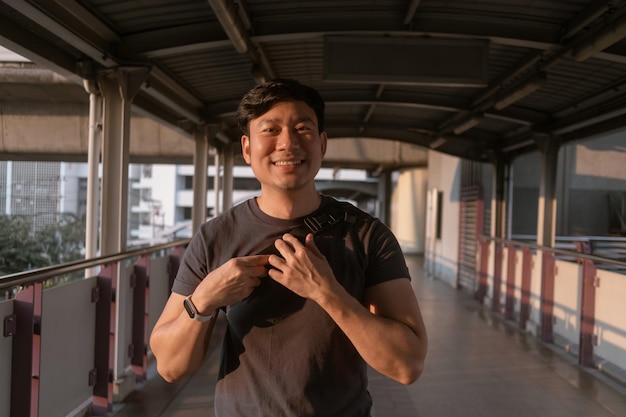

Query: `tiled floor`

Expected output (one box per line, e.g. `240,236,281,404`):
112,255,626,417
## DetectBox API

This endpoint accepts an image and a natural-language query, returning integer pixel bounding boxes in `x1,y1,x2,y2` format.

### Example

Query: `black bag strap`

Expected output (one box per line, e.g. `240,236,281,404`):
258,206,356,255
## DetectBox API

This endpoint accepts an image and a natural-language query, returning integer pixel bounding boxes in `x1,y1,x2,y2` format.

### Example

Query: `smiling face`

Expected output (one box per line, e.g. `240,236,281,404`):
241,100,327,198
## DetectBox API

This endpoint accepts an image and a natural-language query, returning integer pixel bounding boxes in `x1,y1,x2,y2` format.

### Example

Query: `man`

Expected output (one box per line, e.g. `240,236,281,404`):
150,78,427,416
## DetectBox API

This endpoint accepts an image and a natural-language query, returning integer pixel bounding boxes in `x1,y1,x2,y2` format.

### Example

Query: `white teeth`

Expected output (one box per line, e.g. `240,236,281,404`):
274,160,302,166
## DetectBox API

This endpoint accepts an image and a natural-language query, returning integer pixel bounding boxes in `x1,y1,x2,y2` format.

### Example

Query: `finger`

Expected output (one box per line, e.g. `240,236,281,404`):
304,233,322,256
281,233,304,249
274,237,297,257
267,254,286,270
241,254,271,265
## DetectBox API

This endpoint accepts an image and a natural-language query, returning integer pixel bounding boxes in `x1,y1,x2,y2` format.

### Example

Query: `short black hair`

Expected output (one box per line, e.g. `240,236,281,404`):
237,78,325,136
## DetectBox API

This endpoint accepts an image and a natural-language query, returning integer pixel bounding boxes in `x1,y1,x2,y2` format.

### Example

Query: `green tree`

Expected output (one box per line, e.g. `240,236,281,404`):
0,214,86,277
0,215,47,275
35,213,86,265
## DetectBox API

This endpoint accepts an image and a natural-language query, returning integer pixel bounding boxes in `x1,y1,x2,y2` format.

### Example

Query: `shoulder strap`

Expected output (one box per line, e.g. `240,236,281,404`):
257,204,356,255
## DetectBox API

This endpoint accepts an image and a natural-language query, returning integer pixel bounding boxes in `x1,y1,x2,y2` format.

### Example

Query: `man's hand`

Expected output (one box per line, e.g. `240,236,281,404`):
267,233,337,302
192,255,270,313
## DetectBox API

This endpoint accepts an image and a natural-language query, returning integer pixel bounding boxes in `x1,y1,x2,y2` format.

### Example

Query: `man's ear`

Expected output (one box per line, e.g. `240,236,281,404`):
320,131,328,157
241,135,251,164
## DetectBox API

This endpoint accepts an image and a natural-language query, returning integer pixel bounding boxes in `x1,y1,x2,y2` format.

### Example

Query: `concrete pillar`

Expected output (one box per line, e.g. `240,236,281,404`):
213,149,222,217
97,66,150,399
5,161,12,214
97,66,150,256
491,157,508,239
536,138,560,247
222,144,234,211
192,125,209,235
377,171,392,225
490,155,509,312
84,81,103,263
535,136,561,342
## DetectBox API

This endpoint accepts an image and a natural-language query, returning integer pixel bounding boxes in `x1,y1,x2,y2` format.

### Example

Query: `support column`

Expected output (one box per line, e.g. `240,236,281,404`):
222,144,234,211
536,138,559,248
84,78,103,270
213,149,222,217
10,282,43,417
97,66,150,256
5,161,12,214
97,66,150,402
192,125,210,235
536,136,560,343
490,156,508,312
377,171,392,225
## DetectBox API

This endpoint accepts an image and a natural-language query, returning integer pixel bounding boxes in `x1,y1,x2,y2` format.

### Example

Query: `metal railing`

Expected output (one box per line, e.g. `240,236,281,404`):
0,239,190,417
475,235,626,385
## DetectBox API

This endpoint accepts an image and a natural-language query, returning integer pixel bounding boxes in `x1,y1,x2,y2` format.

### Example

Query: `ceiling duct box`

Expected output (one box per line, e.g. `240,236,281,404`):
324,36,489,87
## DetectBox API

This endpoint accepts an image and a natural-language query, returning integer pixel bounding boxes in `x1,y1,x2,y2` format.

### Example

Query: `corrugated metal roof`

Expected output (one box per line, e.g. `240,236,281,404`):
1,0,625,165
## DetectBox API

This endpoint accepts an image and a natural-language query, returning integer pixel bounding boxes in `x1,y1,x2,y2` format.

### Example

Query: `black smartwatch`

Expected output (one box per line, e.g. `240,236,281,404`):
183,295,215,322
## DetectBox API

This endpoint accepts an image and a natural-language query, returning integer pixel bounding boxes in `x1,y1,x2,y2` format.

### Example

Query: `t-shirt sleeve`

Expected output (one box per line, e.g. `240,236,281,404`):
170,230,210,296
364,219,411,288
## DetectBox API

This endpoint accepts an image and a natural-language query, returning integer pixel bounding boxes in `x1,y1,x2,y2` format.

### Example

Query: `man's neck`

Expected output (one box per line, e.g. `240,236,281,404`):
256,188,321,219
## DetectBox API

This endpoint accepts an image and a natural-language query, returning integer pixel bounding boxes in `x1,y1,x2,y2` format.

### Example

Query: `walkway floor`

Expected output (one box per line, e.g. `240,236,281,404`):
111,255,626,417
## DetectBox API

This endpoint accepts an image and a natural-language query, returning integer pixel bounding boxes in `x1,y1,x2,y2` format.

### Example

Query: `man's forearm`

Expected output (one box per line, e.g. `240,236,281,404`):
316,282,427,385
151,310,216,382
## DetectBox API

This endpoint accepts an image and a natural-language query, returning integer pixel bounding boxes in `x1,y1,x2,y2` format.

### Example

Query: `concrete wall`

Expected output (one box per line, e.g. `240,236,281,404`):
390,168,427,254
425,150,461,288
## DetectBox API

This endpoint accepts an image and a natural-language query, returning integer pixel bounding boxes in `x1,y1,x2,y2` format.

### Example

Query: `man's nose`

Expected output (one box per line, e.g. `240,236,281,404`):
276,129,301,151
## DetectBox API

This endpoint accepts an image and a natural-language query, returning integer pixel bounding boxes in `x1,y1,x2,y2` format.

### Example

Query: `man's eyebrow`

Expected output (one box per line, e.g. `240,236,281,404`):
255,116,316,127
256,117,280,126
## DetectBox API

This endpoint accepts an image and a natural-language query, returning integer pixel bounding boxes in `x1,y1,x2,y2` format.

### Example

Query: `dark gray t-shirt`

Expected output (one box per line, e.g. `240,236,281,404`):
172,195,410,417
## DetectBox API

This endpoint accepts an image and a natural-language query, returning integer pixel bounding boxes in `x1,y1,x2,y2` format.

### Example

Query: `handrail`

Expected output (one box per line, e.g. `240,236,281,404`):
0,238,191,291
480,235,626,269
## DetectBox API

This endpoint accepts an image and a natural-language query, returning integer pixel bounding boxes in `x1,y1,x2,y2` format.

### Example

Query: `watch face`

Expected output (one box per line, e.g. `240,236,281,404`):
183,297,196,318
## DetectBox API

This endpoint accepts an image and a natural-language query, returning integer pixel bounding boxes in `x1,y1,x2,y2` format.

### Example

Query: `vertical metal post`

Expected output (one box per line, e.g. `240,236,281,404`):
475,237,489,302
490,157,507,313
579,258,597,366
214,149,222,217
535,137,560,341
131,255,150,382
504,243,517,320
377,171,391,225
4,161,12,214
97,66,150,256
223,144,234,211
536,137,559,248
85,85,103,272
192,125,209,235
492,242,503,312
98,67,150,395
10,282,43,417
540,251,555,343
519,246,532,329
92,264,117,415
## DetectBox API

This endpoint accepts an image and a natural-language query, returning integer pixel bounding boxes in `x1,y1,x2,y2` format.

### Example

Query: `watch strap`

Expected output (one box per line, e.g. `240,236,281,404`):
183,295,215,322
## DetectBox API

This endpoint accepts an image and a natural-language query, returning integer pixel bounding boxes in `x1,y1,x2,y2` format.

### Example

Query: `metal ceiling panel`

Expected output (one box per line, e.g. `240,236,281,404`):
0,0,625,166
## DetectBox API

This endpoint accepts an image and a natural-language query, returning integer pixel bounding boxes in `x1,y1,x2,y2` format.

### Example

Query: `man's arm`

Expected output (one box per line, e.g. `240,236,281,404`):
149,292,217,382
323,277,427,384
150,255,269,382
268,233,427,384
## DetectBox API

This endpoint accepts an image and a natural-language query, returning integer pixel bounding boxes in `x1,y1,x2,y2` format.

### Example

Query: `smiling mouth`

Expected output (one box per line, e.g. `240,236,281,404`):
273,160,303,166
